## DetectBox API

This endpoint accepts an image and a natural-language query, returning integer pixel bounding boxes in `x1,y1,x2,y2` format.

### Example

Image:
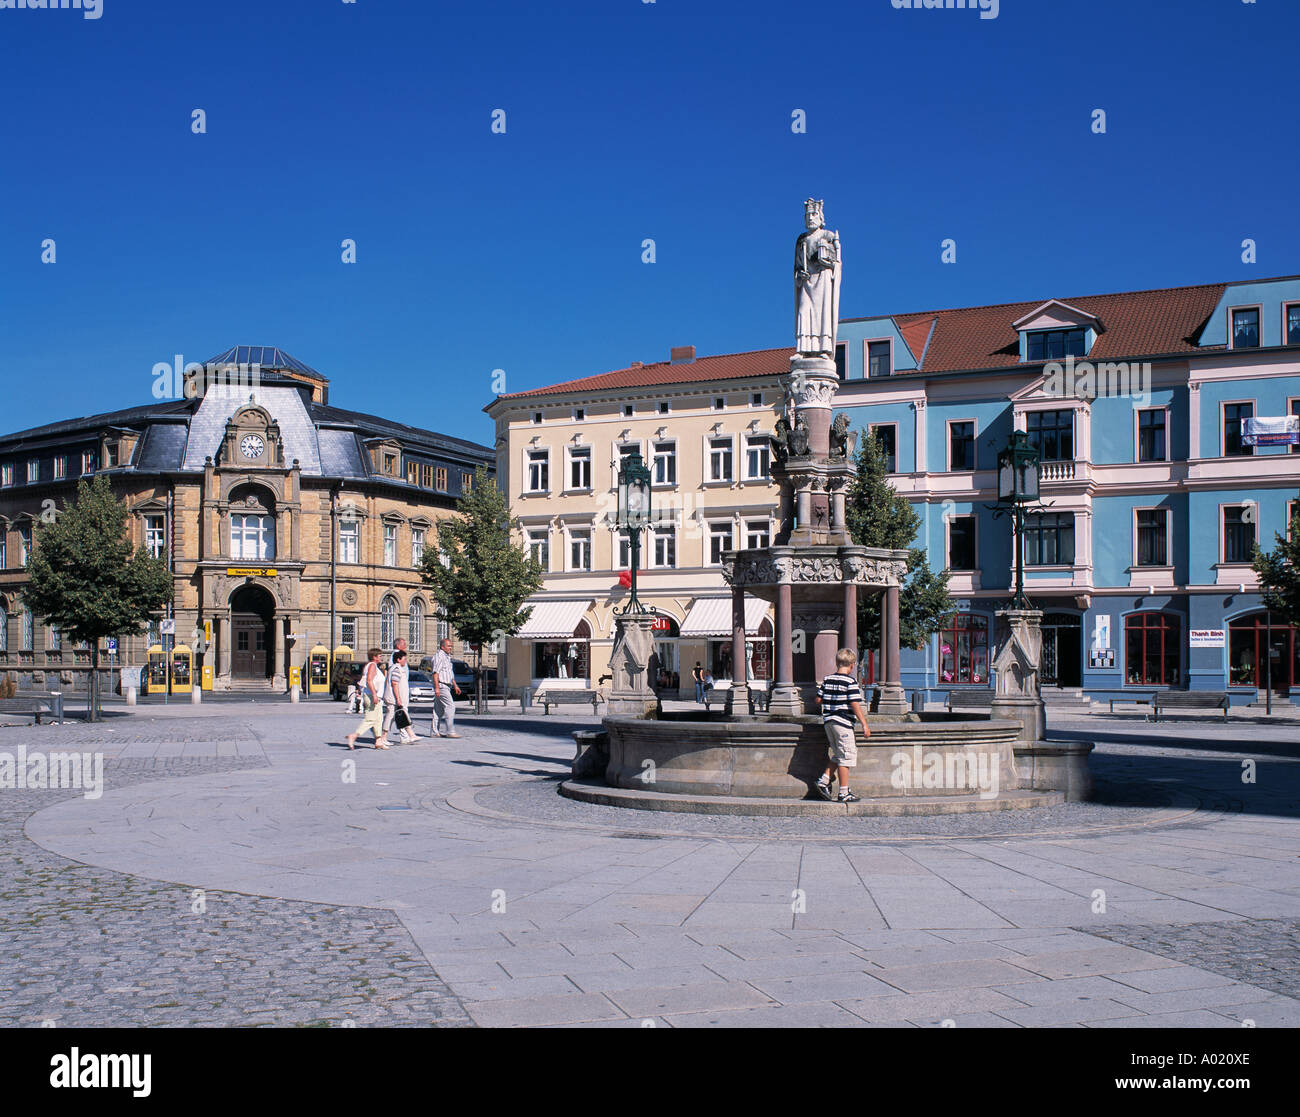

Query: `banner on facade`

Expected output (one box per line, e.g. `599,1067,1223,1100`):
1242,416,1299,446
1190,629,1226,648
1093,614,1111,651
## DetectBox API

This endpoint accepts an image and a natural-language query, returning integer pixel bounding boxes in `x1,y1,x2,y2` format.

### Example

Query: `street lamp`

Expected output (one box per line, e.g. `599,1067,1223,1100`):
993,430,1041,610
614,450,655,616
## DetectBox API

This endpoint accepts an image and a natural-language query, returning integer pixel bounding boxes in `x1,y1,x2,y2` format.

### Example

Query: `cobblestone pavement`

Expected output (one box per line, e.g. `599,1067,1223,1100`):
0,753,469,1027
7,705,1300,1028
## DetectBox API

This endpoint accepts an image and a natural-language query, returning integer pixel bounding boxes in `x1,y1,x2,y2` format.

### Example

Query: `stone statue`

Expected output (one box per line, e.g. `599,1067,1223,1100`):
829,412,852,459
794,198,842,356
788,416,811,457
772,416,792,465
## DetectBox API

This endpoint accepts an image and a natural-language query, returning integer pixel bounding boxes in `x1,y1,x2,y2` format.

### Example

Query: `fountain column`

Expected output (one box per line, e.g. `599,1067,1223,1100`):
842,582,857,662
877,583,908,714
769,581,801,715
726,582,751,715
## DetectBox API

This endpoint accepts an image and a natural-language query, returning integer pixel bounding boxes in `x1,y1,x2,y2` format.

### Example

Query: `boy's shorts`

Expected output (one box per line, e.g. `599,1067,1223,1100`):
824,721,857,767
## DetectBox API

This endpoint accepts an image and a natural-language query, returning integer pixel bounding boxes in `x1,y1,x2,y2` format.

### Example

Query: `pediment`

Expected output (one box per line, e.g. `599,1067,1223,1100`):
1012,299,1102,333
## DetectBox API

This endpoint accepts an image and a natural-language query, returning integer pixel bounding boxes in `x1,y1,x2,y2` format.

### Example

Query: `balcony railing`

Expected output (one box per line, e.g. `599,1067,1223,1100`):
1039,460,1076,483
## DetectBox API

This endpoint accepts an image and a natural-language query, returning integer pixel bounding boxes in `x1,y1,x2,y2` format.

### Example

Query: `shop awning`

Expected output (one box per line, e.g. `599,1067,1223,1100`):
680,596,770,638
517,599,593,640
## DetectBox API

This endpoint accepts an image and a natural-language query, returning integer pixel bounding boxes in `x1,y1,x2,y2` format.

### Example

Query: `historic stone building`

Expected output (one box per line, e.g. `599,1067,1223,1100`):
0,347,493,692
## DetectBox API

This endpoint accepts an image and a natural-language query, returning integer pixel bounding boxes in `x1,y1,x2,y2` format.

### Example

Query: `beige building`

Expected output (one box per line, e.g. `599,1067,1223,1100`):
0,347,493,694
486,344,791,697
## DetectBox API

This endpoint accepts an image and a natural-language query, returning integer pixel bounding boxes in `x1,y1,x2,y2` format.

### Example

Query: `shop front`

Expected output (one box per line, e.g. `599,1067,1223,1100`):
516,599,595,689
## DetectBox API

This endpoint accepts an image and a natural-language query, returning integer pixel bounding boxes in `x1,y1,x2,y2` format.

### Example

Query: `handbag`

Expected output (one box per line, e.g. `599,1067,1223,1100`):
394,706,411,730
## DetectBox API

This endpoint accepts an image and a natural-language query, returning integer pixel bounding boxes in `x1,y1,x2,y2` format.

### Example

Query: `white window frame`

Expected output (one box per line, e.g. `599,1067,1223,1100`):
383,523,398,567
651,440,676,487
568,528,592,572
1133,506,1172,568
26,460,38,484
745,435,771,480
947,418,977,472
526,448,550,493
410,527,426,568
1134,405,1170,464
339,519,359,564
651,526,676,568
527,528,550,571
708,521,734,565
864,336,893,378
1228,303,1264,350
746,519,770,549
568,445,592,492
145,514,166,559
230,513,275,562
708,436,734,483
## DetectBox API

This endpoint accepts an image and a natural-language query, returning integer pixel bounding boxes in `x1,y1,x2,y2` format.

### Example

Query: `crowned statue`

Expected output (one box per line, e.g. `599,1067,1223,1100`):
794,198,842,356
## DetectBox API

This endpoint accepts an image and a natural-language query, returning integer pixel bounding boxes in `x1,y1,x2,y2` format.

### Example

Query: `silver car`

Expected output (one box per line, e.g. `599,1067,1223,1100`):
406,670,437,703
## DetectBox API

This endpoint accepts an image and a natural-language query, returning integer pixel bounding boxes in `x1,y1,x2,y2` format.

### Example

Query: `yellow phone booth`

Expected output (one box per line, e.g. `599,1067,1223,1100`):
170,644,193,694
146,645,167,693
308,645,331,695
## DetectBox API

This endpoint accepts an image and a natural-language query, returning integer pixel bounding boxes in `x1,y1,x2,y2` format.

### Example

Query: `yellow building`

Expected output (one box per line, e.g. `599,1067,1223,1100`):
486,345,790,697
0,347,493,693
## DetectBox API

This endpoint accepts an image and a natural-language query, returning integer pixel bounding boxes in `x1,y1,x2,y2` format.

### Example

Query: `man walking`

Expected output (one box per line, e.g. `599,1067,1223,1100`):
815,648,870,803
383,642,420,744
431,636,462,738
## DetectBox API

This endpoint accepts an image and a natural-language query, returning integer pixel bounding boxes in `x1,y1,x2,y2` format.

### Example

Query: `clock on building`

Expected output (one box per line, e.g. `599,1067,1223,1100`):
241,435,266,459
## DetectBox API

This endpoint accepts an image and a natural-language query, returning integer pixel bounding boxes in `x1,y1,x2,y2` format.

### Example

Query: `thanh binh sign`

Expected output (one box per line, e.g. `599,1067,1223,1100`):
1190,629,1226,648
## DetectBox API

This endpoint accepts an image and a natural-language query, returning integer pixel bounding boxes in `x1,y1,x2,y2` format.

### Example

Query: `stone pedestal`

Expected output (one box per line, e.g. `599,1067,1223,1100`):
990,608,1047,744
606,614,658,717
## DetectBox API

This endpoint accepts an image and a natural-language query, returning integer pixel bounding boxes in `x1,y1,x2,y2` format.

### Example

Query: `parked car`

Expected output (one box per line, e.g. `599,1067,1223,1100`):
453,659,498,696
406,670,437,703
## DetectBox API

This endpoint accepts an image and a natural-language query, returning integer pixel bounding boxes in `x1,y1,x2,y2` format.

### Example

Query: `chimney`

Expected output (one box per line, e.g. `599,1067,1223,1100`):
629,361,642,368
669,345,696,365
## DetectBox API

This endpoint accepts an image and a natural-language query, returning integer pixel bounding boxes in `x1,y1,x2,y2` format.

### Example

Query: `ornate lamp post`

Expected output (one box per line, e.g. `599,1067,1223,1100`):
614,450,655,617
994,430,1041,610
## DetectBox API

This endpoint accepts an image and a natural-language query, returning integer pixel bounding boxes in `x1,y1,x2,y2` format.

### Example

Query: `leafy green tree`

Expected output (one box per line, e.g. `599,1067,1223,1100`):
23,475,173,720
845,429,954,655
418,466,543,711
1253,500,1300,627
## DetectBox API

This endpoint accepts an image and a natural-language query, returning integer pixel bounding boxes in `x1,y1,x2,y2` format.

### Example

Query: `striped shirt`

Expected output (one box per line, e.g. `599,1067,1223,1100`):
818,672,863,726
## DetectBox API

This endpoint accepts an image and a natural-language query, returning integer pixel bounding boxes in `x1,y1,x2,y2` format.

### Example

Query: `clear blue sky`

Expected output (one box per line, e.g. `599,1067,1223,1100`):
2,0,1296,446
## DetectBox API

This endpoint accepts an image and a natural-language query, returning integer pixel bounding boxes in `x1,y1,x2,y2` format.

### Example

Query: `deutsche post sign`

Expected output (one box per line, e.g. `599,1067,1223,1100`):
226,567,278,577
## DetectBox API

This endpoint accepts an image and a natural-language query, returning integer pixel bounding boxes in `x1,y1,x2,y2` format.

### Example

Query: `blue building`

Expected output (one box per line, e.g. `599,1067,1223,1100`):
833,277,1300,707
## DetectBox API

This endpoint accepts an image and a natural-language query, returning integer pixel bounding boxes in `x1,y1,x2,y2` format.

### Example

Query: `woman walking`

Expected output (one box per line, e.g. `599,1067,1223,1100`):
345,648,390,750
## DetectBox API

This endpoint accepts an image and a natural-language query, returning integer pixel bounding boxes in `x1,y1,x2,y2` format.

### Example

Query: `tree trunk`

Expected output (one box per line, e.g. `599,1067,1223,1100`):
89,644,101,723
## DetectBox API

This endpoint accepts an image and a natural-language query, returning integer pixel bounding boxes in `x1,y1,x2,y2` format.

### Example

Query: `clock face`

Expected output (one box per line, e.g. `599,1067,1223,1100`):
241,435,266,459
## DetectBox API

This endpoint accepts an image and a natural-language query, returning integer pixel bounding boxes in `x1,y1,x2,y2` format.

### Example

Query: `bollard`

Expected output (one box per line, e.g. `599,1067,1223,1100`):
191,684,202,705
911,689,924,714
126,686,137,707
520,687,532,713
290,684,301,704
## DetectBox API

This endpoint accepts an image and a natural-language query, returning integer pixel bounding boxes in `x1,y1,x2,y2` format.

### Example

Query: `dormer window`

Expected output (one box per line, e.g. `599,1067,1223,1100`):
1027,328,1087,362
1286,303,1300,346
1231,307,1260,349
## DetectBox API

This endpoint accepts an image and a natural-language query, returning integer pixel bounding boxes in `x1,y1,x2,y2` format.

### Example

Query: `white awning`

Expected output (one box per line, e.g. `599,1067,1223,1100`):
680,596,770,638
517,599,593,640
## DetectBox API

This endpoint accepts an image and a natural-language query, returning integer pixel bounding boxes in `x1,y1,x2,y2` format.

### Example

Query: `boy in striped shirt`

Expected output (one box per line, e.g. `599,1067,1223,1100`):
815,648,871,803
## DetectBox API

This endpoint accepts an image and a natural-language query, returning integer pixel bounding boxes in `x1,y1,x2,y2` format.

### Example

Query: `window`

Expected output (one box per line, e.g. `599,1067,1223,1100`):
569,530,591,571
27,460,39,483
22,607,34,651
1027,328,1087,361
531,411,543,424
18,524,32,565
406,461,418,485
652,441,676,485
81,451,94,475
709,522,733,565
105,443,118,468
411,527,425,568
745,436,770,480
949,421,975,471
652,528,675,568
713,397,725,411
616,532,631,569
462,471,473,491
569,447,592,490
1224,402,1253,457
383,453,396,475
340,616,356,648
1025,512,1074,565
574,407,585,422
1231,307,1260,349
870,424,897,472
1026,409,1074,462
0,530,5,568
230,514,275,561
1136,509,1168,566
1125,612,1180,686
834,343,847,380
435,467,447,491
747,520,770,549
622,403,634,418
867,340,891,378
528,529,549,570
53,456,66,480
339,520,359,564
145,515,166,559
657,401,670,415
1137,408,1166,462
526,450,549,492
436,607,451,644
1287,304,1300,347
751,392,763,408
380,597,397,649
48,624,61,653
948,516,976,570
1229,612,1298,690
938,613,989,685
1291,398,1300,455
408,599,425,651
708,437,733,482
383,524,397,567
1222,505,1255,563
0,607,6,652
1,464,11,487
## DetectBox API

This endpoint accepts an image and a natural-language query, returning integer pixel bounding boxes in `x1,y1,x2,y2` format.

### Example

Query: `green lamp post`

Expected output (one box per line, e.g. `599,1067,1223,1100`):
995,430,1042,610
614,450,656,616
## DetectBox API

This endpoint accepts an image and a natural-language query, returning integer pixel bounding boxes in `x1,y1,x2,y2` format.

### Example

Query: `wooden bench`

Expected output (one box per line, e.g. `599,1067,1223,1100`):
538,689,602,715
1109,695,1153,713
0,695,65,725
945,689,995,713
1151,691,1230,722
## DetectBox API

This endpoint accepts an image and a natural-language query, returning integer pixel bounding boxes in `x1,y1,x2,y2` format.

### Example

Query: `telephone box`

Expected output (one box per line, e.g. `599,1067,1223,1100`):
308,645,331,695
202,663,214,690
170,644,193,694
146,645,167,693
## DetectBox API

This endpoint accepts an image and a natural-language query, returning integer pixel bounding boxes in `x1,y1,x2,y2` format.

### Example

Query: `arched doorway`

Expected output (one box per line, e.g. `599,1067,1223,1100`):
230,584,275,681
1229,611,1298,695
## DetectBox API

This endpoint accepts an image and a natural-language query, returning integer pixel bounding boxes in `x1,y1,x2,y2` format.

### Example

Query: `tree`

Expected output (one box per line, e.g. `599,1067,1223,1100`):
844,429,954,657
1253,500,1300,627
418,466,543,712
23,475,173,721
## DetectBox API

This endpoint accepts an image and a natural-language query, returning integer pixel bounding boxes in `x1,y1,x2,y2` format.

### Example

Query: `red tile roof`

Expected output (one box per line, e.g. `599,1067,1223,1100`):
494,346,792,402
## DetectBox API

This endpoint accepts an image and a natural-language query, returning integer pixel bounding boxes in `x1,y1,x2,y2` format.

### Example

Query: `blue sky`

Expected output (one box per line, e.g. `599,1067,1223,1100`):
2,0,1296,445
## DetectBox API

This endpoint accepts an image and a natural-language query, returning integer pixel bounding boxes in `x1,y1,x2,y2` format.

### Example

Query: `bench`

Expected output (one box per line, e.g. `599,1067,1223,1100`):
0,694,65,725
538,689,602,715
1109,695,1153,714
945,689,995,713
1151,691,1230,722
